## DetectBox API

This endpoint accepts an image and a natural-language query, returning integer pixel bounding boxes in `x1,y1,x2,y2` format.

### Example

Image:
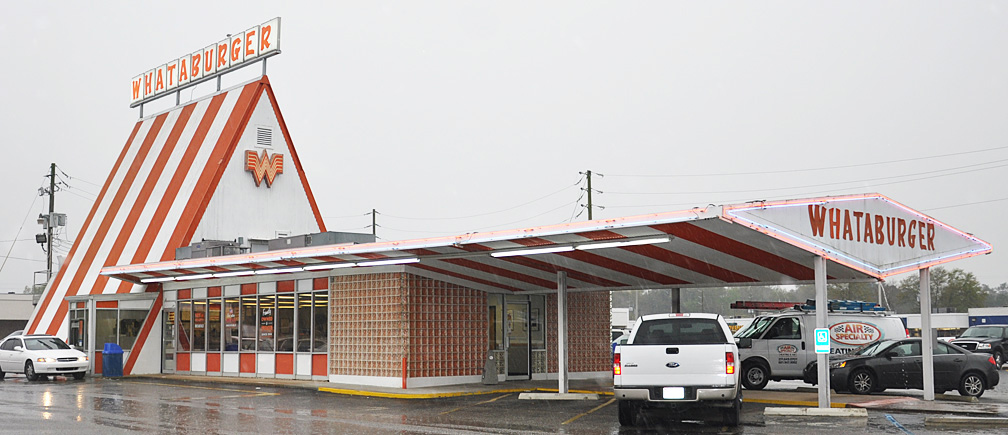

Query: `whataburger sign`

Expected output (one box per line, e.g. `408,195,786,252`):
130,17,280,107
722,194,992,278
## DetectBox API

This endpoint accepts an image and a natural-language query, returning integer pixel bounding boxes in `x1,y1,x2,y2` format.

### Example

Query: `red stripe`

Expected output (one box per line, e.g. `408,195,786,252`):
412,263,525,293
91,104,196,295
452,243,626,288
173,81,261,254
46,114,169,335
557,250,689,286
28,122,143,333
261,77,327,232
651,223,814,281
113,92,228,290
408,248,554,289
622,244,757,283
122,293,163,375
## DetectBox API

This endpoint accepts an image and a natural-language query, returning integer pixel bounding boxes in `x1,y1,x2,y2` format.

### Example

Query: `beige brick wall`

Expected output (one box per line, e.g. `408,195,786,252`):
546,291,611,373
329,272,486,378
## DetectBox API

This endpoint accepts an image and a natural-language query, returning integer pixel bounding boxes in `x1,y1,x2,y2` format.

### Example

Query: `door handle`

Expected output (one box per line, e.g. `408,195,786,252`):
801,342,805,350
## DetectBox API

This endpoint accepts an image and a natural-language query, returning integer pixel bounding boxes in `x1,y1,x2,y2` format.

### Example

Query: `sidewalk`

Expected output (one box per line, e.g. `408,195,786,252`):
129,374,1008,416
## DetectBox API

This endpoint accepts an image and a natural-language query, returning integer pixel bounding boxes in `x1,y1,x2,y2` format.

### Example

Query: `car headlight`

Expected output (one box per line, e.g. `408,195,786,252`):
78,356,88,362
36,357,56,363
978,343,992,350
830,361,847,369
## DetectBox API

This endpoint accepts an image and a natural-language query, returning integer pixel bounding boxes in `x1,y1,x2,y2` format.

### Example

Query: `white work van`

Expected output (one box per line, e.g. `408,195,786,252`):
734,304,907,390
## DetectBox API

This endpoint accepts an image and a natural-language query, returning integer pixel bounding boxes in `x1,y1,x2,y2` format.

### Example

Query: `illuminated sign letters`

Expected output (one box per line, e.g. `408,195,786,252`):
131,17,280,107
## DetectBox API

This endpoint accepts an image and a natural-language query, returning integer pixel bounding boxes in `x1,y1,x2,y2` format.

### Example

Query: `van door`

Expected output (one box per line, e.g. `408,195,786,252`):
762,317,806,378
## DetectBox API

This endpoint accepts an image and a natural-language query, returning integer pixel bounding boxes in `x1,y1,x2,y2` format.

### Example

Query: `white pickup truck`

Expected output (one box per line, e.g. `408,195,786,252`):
613,313,742,426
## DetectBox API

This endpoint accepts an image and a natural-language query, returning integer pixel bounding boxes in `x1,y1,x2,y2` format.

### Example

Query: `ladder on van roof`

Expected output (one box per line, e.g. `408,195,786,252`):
798,299,888,312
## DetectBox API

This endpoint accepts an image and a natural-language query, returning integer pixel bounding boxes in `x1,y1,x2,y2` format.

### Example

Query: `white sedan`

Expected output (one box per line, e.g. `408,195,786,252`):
0,334,89,381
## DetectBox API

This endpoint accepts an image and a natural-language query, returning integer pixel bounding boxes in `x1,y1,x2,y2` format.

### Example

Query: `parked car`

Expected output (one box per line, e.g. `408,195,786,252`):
804,338,999,397
611,332,629,355
950,325,1008,368
0,334,89,381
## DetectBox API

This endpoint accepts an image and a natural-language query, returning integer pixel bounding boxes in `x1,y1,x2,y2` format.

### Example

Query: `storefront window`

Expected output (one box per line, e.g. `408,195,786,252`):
179,301,192,351
192,301,206,351
224,298,239,351
96,310,118,350
240,297,256,351
207,299,222,352
530,295,545,350
258,295,276,352
118,310,147,350
312,291,327,353
297,293,312,353
276,294,295,352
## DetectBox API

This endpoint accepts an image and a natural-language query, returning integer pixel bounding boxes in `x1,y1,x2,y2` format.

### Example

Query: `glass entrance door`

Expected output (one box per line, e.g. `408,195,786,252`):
162,309,175,373
505,301,530,379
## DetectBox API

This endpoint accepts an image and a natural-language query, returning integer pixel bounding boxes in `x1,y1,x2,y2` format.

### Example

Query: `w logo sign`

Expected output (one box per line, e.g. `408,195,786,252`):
245,150,284,187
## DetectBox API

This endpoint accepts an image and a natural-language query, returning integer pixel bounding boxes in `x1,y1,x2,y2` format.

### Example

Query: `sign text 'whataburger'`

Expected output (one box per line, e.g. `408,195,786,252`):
130,18,280,107
808,204,936,251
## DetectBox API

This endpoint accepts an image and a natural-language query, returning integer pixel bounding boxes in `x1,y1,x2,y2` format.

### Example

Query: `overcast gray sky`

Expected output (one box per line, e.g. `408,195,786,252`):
2,1,1007,294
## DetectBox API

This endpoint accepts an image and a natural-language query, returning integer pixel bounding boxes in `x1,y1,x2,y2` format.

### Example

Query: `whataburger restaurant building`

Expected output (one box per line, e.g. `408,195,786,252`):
26,19,992,406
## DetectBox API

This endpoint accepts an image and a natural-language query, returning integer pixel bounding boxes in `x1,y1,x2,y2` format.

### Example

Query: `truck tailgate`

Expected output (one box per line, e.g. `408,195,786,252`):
616,343,733,386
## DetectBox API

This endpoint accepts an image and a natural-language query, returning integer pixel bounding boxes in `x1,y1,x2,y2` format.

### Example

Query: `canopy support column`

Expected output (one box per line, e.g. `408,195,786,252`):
920,267,935,401
670,288,680,313
814,255,831,408
557,271,569,394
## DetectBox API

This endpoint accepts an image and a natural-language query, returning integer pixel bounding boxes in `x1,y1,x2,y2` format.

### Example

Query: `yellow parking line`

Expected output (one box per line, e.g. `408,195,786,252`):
563,398,616,425
439,393,512,415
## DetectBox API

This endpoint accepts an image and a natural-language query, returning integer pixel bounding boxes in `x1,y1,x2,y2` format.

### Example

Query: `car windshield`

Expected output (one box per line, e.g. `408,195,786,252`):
735,316,773,339
960,326,1004,338
24,337,71,351
850,340,895,356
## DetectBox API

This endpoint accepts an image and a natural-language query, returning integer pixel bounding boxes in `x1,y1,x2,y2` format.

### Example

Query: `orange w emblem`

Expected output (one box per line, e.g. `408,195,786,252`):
245,150,284,187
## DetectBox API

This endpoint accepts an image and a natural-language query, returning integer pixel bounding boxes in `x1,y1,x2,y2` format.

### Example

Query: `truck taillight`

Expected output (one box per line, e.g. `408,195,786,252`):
726,351,735,375
613,353,621,376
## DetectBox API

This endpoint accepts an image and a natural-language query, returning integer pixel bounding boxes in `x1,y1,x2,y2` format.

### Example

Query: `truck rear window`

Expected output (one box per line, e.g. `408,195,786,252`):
634,318,728,345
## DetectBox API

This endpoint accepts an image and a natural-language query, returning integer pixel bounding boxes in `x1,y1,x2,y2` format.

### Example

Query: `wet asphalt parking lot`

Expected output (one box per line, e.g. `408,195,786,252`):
1,372,1007,434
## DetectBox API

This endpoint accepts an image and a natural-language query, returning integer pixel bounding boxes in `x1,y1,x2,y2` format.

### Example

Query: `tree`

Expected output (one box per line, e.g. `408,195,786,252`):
889,267,987,314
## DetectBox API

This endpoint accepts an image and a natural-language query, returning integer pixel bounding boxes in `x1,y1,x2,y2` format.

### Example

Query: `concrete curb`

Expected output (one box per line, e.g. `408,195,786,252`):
764,407,868,427
518,392,599,400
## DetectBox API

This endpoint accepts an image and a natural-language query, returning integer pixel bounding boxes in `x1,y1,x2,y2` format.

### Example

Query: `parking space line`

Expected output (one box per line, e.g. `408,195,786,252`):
439,393,513,415
562,398,615,425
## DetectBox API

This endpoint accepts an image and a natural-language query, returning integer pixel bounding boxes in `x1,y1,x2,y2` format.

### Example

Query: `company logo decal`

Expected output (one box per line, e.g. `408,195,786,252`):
777,344,798,354
245,150,284,187
830,321,881,346
666,362,680,368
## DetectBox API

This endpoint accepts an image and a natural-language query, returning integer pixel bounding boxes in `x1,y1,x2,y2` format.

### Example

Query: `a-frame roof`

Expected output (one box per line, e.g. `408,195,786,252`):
28,76,325,335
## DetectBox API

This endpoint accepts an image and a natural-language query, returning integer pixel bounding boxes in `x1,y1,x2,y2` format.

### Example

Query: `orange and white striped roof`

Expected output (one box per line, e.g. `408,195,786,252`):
28,76,325,337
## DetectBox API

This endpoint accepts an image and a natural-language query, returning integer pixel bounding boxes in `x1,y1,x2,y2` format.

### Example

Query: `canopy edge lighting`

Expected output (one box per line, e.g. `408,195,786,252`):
490,246,575,258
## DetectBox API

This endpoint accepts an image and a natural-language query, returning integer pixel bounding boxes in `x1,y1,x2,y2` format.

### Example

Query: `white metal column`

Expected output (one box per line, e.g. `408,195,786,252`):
88,299,96,375
557,271,569,394
920,267,935,401
814,256,831,408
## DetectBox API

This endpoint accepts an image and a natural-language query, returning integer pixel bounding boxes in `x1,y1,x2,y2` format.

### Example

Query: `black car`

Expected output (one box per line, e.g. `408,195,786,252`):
950,325,1008,368
804,338,999,397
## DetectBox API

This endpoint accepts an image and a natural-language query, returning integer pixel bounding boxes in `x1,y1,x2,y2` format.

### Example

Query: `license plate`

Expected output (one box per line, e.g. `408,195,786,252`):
662,387,685,399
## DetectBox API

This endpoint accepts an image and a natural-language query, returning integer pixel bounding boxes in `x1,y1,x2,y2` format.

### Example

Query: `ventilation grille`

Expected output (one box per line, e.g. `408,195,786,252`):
257,127,273,147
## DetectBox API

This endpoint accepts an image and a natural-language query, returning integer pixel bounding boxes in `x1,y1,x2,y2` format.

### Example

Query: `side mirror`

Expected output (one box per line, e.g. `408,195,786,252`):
736,338,752,349
13,346,23,352
885,351,898,360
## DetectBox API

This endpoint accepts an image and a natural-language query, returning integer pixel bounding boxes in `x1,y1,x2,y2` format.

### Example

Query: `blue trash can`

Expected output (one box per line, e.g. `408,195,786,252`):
102,343,123,377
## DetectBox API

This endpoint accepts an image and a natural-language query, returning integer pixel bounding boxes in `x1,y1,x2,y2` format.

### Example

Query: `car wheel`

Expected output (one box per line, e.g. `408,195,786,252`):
72,372,86,380
617,400,640,426
958,372,986,398
849,369,875,394
24,361,39,382
994,351,1005,369
742,362,769,390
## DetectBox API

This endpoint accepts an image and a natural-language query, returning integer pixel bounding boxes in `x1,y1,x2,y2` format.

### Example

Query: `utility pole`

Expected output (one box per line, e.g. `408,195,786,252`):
46,163,55,281
372,209,377,237
579,170,603,220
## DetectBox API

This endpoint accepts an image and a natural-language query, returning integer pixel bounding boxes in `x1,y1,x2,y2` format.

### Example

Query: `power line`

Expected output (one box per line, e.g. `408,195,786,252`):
607,145,1008,178
0,193,40,275
923,197,1008,212
379,179,582,221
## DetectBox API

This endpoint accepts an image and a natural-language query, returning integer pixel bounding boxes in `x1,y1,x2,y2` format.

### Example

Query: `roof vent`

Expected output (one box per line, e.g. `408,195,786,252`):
256,126,273,148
